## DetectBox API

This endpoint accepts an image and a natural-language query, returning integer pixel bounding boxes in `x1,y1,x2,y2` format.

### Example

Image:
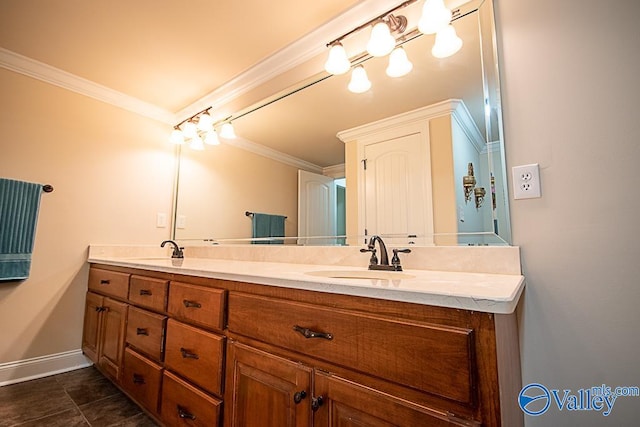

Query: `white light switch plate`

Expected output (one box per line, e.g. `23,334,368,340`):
156,213,167,228
512,164,541,199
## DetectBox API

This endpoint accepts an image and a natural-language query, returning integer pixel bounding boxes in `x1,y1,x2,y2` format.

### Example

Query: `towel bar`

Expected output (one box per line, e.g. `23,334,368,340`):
42,184,53,193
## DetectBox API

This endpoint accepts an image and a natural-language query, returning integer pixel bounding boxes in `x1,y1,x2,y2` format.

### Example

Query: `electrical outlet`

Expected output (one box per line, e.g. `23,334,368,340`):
512,164,541,199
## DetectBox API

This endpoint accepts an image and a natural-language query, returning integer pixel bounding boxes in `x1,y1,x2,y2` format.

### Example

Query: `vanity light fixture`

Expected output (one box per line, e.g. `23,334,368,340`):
169,107,238,149
323,0,462,93
474,187,486,210
204,129,220,145
348,65,372,93
219,122,237,139
463,162,476,204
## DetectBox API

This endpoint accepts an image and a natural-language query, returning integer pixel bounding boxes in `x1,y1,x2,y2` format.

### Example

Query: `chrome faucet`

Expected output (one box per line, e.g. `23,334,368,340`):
161,240,184,259
360,235,411,271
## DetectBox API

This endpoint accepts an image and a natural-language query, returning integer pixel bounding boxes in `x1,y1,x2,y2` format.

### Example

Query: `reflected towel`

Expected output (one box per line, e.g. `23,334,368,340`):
0,178,43,281
251,213,286,245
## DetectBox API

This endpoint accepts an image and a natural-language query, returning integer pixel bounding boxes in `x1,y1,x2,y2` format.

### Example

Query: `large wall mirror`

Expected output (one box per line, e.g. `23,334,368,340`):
172,0,510,246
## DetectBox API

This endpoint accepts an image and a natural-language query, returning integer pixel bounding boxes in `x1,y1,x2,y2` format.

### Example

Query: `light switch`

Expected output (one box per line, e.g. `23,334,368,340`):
177,215,187,229
156,213,167,228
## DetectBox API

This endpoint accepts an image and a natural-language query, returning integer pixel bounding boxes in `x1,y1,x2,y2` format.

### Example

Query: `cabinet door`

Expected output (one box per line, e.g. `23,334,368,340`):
313,371,478,427
225,341,312,427
82,292,103,363
98,297,128,382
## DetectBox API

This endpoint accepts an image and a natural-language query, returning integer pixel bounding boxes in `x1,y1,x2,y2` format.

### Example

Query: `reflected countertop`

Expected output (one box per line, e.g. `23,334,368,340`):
88,254,525,314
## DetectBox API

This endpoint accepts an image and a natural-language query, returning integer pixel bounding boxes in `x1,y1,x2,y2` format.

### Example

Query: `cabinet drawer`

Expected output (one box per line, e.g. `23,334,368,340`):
168,282,225,331
164,319,225,396
88,269,130,300
161,370,222,427
228,292,476,405
129,275,168,312
122,348,163,414
126,306,166,361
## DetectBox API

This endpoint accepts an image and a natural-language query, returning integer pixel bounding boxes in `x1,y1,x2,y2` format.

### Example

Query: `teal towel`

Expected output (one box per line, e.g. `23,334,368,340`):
251,213,286,245
0,178,43,281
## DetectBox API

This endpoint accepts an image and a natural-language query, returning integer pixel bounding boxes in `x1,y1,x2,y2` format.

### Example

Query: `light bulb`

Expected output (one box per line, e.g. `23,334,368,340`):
366,22,395,57
183,121,197,139
169,128,184,145
418,0,452,35
189,135,204,150
432,24,463,58
324,43,351,75
348,65,371,93
220,122,236,139
197,112,213,132
204,129,220,145
386,46,413,78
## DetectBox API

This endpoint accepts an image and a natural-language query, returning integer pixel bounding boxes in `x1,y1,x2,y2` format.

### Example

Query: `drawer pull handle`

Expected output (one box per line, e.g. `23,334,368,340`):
139,289,152,296
94,306,106,312
293,390,307,404
132,374,145,385
136,328,148,336
311,395,325,412
183,300,202,309
293,325,333,340
177,406,196,420
180,347,199,360
100,279,110,285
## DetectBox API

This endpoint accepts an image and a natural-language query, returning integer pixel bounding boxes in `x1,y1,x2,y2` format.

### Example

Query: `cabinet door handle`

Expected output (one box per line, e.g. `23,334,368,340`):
132,374,145,385
180,347,199,359
94,306,104,312
293,325,333,340
136,328,148,336
293,390,307,404
183,299,202,308
100,279,110,285
139,289,152,296
177,405,196,420
311,396,325,412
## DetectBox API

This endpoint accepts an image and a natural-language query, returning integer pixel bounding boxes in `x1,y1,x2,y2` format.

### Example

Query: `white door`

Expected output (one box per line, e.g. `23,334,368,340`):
363,132,432,245
297,170,336,245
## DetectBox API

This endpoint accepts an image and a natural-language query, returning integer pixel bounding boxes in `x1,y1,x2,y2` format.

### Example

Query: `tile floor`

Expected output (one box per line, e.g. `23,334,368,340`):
0,366,159,426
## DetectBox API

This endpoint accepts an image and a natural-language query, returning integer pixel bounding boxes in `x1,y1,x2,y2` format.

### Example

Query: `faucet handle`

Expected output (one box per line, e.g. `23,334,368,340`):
360,247,378,266
391,248,411,270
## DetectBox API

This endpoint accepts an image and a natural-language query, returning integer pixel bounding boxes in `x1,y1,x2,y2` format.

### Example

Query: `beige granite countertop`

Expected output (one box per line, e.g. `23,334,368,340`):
88,245,525,314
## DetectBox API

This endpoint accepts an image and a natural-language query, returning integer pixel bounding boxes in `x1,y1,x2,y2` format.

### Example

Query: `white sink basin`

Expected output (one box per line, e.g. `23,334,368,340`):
305,270,415,280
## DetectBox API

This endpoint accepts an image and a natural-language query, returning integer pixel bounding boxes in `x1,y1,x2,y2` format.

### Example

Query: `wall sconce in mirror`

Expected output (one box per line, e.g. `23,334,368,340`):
474,187,486,210
463,162,476,203
169,107,236,149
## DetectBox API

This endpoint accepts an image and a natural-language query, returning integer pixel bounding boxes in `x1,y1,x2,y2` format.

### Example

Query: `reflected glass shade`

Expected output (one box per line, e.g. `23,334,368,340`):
366,22,395,57
204,129,220,145
418,0,452,35
386,47,413,77
220,122,237,139
170,128,185,145
189,135,205,150
324,43,351,75
197,112,213,132
432,25,463,58
182,121,198,139
348,65,371,93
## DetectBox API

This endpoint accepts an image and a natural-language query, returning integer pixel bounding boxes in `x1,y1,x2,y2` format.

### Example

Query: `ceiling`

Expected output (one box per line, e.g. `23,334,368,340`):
0,0,363,113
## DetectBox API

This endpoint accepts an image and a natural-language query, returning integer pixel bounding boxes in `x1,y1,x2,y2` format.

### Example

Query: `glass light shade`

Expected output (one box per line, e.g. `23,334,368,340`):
189,135,204,150
220,122,236,139
183,121,198,138
169,128,185,145
418,0,452,35
197,112,213,131
432,24,463,58
204,129,220,145
324,43,351,75
366,22,395,57
386,47,413,78
348,66,371,93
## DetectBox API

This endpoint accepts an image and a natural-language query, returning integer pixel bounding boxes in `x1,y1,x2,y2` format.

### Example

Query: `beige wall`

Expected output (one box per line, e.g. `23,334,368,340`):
0,69,174,363
497,0,640,425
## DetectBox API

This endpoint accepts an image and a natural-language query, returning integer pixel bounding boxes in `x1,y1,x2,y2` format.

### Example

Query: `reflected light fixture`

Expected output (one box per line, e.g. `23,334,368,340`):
432,24,463,58
386,46,413,77
204,129,220,145
169,107,229,149
170,127,185,145
324,42,351,75
348,65,371,93
189,135,205,151
182,121,198,139
366,21,396,57
463,162,476,204
474,187,486,210
220,122,237,139
418,0,452,35
197,111,213,132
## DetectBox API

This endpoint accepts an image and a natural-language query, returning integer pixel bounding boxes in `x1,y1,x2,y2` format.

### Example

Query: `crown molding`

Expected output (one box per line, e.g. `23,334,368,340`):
0,48,175,124
224,137,323,174
323,163,346,178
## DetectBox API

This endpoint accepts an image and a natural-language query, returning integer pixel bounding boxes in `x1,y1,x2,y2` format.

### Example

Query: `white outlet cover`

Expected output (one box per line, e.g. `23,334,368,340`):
512,164,541,199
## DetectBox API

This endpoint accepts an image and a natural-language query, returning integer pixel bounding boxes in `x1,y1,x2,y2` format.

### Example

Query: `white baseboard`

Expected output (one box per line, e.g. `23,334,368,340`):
0,349,93,386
